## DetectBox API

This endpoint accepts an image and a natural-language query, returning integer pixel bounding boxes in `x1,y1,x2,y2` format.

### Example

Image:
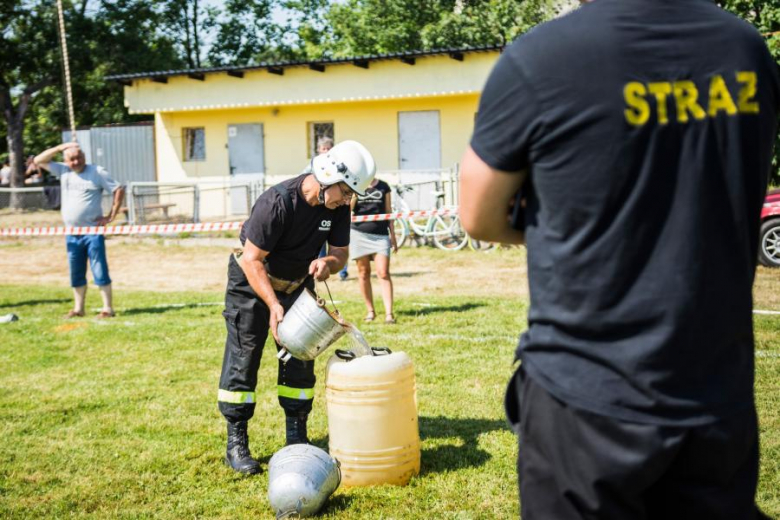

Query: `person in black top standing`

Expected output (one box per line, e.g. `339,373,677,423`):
460,1,779,518
350,178,398,323
218,140,376,475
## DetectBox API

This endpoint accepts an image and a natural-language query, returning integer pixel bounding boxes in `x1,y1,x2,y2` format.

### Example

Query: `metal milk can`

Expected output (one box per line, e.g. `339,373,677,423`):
277,288,348,363
267,444,341,518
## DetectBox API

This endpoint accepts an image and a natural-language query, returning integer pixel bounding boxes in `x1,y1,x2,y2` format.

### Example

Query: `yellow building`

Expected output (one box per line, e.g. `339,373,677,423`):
108,46,502,218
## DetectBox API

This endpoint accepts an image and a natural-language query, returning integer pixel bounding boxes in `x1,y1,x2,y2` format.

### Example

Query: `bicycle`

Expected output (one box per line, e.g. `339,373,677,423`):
392,183,468,251
468,237,498,252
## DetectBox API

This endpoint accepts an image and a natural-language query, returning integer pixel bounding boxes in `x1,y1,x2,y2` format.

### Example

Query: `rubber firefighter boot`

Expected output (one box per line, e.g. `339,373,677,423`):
225,420,261,474
285,412,311,445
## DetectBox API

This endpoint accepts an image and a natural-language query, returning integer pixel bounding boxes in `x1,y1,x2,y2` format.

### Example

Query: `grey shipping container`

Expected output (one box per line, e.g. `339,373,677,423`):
62,123,155,185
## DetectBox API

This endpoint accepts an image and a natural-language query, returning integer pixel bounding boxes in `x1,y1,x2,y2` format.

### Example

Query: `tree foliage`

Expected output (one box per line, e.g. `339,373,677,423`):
160,0,218,69
0,1,61,184
718,0,780,182
2,0,780,184
1,0,182,167
208,0,286,65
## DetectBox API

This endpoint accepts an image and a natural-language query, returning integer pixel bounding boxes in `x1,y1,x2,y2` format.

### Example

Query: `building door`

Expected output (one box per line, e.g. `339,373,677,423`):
228,123,265,215
398,111,441,210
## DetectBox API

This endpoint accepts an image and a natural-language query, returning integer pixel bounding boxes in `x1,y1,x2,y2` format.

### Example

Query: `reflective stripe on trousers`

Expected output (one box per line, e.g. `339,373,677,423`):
218,254,316,423
218,389,256,404
277,385,315,400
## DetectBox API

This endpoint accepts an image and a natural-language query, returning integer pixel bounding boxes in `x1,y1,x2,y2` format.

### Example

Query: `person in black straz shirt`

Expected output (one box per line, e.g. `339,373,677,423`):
218,140,376,475
460,0,779,518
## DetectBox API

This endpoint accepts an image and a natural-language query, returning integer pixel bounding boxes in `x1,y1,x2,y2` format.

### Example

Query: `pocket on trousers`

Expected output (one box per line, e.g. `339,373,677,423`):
222,308,246,357
504,365,523,435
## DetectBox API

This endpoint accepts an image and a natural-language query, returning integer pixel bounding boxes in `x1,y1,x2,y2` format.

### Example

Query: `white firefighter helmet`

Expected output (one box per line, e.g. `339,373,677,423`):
311,140,376,196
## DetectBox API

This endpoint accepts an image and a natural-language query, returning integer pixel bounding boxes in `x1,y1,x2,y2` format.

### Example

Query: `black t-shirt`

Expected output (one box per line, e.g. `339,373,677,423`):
352,180,392,235
471,0,780,425
240,174,350,280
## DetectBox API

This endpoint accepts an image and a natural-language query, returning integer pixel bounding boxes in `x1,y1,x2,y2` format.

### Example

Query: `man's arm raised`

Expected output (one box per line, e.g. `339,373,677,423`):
34,142,79,172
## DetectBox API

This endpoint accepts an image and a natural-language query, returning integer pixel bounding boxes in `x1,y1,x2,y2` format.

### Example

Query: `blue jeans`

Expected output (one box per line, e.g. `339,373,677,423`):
66,235,112,287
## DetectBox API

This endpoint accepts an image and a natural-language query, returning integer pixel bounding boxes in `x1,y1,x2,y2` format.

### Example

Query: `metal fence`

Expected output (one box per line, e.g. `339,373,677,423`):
262,167,460,211
126,180,261,224
0,187,51,211
0,167,459,225
380,167,459,210
1,186,122,216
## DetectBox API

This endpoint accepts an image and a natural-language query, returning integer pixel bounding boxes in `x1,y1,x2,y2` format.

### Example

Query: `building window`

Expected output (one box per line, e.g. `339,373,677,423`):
184,127,206,161
307,122,334,158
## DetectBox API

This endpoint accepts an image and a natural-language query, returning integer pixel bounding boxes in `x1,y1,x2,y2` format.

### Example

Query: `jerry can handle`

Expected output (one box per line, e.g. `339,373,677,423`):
335,349,357,361
370,347,392,356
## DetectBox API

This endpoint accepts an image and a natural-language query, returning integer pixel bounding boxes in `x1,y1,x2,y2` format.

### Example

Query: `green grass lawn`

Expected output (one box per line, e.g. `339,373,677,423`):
0,284,778,519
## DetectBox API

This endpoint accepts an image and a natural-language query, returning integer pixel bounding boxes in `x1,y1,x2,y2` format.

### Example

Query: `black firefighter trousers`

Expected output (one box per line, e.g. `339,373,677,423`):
218,254,316,424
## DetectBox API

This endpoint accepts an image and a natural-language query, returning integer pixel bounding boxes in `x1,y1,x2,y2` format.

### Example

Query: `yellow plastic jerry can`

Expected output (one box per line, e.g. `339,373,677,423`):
325,348,421,486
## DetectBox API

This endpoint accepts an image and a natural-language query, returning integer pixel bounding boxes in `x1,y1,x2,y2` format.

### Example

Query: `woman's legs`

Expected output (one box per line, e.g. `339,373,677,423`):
374,253,394,322
355,256,375,319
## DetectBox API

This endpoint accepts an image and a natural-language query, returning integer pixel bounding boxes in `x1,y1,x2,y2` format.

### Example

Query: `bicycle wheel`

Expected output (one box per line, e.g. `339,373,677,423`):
393,196,427,241
407,215,428,237
469,237,498,252
393,218,409,249
432,214,468,251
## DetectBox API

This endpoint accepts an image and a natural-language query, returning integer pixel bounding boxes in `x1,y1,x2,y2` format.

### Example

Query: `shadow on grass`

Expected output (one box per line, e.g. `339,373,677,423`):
388,271,429,279
0,298,71,309
320,494,354,515
419,415,508,475
345,271,428,280
120,302,222,316
396,302,486,317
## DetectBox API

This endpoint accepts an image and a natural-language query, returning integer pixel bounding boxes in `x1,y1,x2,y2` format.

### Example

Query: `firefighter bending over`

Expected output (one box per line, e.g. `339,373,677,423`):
218,140,376,474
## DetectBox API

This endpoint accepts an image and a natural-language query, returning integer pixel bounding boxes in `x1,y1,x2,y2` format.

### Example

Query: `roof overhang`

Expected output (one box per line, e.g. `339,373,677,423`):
117,47,501,114
106,45,503,83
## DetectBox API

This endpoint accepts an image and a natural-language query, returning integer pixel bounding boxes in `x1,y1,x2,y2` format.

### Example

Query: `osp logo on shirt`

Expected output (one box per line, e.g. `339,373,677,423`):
319,220,332,231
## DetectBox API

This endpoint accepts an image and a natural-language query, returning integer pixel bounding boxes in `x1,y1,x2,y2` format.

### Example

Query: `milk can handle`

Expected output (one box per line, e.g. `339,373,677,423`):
277,511,297,520
371,347,392,356
319,279,340,316
335,349,357,361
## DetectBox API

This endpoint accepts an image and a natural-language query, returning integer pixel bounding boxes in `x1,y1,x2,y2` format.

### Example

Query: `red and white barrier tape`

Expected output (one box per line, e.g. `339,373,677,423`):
0,208,458,236
0,221,242,237
351,207,457,223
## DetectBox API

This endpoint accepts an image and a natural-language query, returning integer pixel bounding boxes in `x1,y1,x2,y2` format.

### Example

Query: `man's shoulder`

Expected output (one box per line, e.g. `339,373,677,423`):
253,180,292,219
86,164,110,176
372,180,391,193
331,204,350,221
505,0,766,71
271,176,304,202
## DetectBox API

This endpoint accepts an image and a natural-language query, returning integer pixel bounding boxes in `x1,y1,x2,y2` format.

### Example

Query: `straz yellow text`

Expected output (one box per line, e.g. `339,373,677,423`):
623,72,759,126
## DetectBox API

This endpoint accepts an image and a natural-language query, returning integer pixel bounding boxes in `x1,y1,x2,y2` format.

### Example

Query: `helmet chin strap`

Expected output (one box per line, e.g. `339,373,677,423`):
318,183,328,205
